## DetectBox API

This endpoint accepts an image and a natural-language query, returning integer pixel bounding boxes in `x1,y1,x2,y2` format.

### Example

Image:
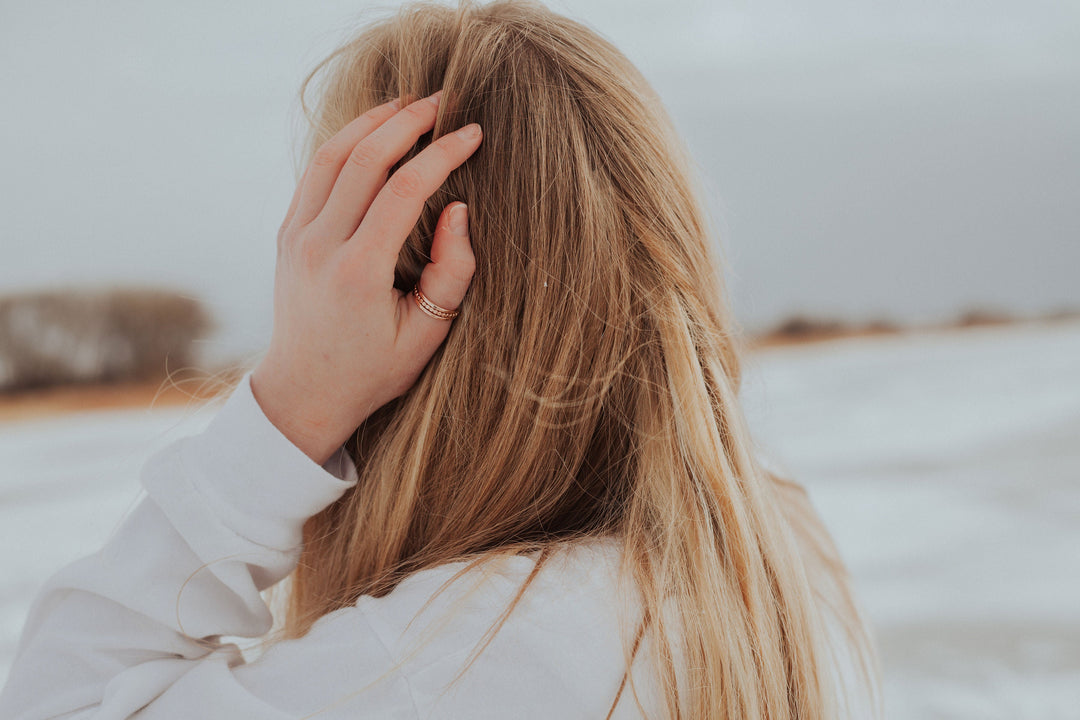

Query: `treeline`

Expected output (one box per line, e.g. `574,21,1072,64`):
0,287,213,393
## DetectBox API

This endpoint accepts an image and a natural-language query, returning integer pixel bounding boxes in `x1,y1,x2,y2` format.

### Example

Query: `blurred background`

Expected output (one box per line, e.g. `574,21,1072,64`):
1,1,1077,717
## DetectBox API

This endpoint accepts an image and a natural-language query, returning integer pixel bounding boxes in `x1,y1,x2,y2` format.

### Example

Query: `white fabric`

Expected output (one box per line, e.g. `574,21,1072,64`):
0,372,662,719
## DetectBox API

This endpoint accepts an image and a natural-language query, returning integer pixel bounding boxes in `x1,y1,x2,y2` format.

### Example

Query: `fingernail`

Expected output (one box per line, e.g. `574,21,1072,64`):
456,123,481,140
425,90,443,105
389,97,402,110
449,204,469,236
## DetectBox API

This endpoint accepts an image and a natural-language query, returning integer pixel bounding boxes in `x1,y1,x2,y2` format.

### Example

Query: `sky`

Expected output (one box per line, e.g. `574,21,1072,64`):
1,0,1077,364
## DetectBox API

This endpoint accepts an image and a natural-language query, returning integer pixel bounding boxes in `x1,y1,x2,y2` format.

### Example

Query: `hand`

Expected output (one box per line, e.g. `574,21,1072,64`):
251,91,482,465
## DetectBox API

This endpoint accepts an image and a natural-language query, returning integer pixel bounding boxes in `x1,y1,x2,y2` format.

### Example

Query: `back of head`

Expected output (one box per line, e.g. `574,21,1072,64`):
281,2,879,717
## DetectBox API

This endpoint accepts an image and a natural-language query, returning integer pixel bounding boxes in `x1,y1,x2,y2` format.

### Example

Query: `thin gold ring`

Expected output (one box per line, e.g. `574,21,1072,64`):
412,283,460,320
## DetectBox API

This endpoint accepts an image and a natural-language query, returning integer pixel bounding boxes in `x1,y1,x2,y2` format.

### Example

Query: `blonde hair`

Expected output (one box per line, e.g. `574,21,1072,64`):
271,1,880,717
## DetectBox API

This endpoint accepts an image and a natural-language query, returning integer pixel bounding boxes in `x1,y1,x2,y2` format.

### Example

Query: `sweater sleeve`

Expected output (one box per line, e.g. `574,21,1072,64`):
0,372,411,720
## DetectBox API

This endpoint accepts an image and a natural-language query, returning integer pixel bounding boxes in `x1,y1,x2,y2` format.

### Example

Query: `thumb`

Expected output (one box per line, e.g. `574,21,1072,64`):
400,202,475,348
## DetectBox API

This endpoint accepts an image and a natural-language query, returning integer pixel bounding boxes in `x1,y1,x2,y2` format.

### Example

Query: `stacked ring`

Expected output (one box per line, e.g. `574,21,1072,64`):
412,283,460,320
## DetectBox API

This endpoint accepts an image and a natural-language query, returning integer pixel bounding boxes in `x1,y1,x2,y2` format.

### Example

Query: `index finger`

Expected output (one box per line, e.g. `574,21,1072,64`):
349,122,483,270
289,96,403,230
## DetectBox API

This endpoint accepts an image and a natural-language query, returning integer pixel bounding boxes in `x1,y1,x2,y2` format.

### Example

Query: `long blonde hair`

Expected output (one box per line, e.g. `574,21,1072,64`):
273,1,879,717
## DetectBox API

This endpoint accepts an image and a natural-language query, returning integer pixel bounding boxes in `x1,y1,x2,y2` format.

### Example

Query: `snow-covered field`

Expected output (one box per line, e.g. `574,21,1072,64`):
741,321,1080,718
2,319,1078,718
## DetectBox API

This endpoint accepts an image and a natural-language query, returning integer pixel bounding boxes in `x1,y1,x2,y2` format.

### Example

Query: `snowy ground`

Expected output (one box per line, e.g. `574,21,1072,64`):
741,320,1080,719
2,319,1078,718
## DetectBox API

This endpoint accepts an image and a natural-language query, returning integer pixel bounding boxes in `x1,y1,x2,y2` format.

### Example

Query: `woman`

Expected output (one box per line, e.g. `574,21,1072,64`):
0,1,878,717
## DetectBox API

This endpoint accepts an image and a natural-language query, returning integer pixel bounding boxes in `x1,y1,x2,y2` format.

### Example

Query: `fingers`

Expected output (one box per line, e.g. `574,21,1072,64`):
398,202,475,349
353,122,483,271
312,91,445,241
288,97,402,230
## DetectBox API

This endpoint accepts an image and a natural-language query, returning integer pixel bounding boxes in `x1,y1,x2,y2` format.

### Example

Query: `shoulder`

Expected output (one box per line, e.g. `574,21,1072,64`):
353,535,649,717
241,537,663,717
355,535,630,655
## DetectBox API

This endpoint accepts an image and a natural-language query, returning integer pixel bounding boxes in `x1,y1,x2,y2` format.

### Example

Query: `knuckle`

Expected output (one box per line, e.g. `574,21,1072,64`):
298,237,324,272
428,137,455,162
448,254,476,280
361,106,385,125
461,254,477,276
311,144,340,168
387,165,425,199
401,102,432,122
347,140,384,171
277,221,299,251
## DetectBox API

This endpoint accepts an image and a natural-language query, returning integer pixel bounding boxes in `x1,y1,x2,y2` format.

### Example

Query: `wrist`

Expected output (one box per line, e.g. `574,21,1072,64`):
249,363,356,466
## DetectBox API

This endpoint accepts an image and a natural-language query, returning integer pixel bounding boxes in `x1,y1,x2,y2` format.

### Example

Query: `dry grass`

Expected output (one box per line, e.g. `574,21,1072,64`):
0,366,247,423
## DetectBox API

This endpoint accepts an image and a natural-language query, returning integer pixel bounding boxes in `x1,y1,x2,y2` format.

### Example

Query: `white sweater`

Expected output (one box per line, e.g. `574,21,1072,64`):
0,372,664,719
